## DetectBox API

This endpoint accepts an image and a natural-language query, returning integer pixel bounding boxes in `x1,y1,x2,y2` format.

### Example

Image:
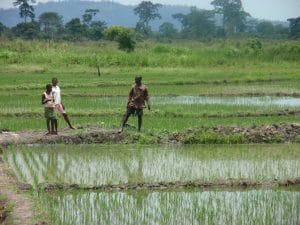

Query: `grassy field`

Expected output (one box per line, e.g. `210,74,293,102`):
0,39,300,132
1,39,300,225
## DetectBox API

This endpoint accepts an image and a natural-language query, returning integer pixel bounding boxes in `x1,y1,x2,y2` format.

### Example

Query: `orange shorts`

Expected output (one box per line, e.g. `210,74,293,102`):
55,103,66,114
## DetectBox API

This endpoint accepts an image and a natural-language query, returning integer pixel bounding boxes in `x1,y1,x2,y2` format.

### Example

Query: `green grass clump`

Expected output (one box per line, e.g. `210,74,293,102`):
184,129,247,144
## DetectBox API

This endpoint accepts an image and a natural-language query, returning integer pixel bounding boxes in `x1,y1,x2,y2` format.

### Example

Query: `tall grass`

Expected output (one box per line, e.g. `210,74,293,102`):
0,39,300,67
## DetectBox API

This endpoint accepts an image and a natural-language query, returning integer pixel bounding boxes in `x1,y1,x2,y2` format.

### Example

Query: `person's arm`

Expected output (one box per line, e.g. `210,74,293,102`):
145,88,150,110
42,94,48,105
127,87,134,106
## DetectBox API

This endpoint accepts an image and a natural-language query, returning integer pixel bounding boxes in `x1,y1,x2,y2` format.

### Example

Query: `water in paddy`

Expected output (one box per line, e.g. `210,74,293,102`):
100,96,300,107
4,144,300,187
41,188,299,225
152,96,300,106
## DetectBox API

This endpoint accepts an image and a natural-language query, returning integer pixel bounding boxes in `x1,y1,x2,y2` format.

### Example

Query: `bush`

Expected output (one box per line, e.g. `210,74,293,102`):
104,26,136,52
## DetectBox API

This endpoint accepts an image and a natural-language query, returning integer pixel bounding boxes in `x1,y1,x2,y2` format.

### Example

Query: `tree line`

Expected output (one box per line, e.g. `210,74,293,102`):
0,0,299,51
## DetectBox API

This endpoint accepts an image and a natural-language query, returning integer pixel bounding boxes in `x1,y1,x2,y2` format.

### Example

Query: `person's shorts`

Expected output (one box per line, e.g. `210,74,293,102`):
127,107,143,117
55,103,66,114
44,107,56,120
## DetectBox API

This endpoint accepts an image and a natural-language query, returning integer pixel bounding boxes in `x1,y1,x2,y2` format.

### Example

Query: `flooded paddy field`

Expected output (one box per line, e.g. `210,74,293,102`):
40,188,299,225
4,144,300,187
3,144,299,224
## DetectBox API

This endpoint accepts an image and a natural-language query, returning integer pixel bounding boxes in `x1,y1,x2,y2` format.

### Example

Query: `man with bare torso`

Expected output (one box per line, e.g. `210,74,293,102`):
120,75,150,132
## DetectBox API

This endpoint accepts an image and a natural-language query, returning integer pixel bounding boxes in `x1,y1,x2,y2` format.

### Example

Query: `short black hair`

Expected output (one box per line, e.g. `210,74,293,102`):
52,77,57,82
135,75,142,81
46,84,52,89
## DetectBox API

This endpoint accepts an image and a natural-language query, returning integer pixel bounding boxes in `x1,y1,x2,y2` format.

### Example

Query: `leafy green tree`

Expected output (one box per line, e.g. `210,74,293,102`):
89,21,107,40
104,26,135,52
173,7,216,39
134,1,162,35
13,0,36,23
82,9,100,26
11,21,39,39
0,22,6,36
211,0,250,34
65,18,87,41
38,12,63,39
288,17,300,39
256,21,274,36
159,22,177,38
273,24,288,38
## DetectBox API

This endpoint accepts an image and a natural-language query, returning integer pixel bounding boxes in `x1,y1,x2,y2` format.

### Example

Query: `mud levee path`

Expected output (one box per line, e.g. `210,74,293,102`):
0,125,124,146
0,156,38,225
1,123,300,146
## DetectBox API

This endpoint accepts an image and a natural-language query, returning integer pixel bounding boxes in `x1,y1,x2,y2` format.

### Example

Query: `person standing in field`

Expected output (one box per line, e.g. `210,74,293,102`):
42,84,58,135
51,77,75,129
120,75,150,132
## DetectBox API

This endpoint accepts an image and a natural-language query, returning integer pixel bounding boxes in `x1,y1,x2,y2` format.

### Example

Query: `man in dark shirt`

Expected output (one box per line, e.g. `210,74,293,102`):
120,75,150,132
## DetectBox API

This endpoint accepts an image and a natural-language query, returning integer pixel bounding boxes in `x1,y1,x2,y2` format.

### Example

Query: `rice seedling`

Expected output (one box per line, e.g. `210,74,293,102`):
39,188,300,225
4,144,300,187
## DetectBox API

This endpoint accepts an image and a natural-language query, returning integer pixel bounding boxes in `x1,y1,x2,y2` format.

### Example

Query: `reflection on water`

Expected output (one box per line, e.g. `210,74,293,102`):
41,189,300,225
152,96,300,106
4,144,300,186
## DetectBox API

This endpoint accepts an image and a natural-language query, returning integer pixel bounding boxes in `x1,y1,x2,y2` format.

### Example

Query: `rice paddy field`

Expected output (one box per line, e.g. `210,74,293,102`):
0,39,300,224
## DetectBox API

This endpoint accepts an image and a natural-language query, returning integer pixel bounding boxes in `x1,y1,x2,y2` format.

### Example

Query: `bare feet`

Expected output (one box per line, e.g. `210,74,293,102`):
45,132,51,136
69,126,75,129
51,131,58,135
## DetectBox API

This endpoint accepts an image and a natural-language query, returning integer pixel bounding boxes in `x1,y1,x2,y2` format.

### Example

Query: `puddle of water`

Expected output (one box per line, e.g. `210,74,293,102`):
4,144,300,187
151,96,300,106
41,189,300,225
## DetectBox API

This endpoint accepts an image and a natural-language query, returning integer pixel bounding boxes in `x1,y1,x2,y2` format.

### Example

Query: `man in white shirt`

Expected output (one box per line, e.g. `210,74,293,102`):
52,77,75,129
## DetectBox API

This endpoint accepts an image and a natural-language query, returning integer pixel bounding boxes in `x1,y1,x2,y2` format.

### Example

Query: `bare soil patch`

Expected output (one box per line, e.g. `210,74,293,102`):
0,199,8,225
36,177,300,191
1,123,300,146
0,156,46,225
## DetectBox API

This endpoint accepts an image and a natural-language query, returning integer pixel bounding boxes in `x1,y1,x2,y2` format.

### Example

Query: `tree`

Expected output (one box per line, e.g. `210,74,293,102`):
82,9,100,26
65,18,87,41
0,22,7,36
12,21,39,39
256,21,274,36
13,0,36,23
288,17,300,39
134,1,162,35
173,7,216,39
211,0,250,34
38,12,63,39
104,26,135,52
89,21,107,40
159,22,177,38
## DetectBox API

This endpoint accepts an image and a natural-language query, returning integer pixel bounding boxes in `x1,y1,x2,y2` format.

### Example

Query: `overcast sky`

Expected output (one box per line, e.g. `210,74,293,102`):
0,0,299,21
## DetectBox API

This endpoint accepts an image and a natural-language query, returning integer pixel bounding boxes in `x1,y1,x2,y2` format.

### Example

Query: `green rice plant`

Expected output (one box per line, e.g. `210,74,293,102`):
39,188,300,225
4,144,300,186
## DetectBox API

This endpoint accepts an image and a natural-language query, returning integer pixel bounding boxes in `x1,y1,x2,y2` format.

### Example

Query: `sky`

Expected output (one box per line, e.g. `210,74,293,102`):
0,0,299,21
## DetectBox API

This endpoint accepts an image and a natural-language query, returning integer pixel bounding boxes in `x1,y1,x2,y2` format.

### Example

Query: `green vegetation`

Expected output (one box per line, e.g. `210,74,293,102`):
40,189,300,225
0,40,299,133
0,31,299,225
4,144,300,187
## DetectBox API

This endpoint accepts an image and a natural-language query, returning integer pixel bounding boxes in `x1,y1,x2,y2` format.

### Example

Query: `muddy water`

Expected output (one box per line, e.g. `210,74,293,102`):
41,188,300,225
4,144,300,186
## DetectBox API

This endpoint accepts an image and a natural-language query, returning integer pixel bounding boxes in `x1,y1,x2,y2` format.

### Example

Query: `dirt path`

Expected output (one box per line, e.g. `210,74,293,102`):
1,123,300,146
0,156,36,225
0,125,124,147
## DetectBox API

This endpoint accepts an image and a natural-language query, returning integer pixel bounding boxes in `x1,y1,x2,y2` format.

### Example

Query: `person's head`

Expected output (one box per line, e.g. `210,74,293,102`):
46,84,52,92
52,77,58,86
135,75,142,85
